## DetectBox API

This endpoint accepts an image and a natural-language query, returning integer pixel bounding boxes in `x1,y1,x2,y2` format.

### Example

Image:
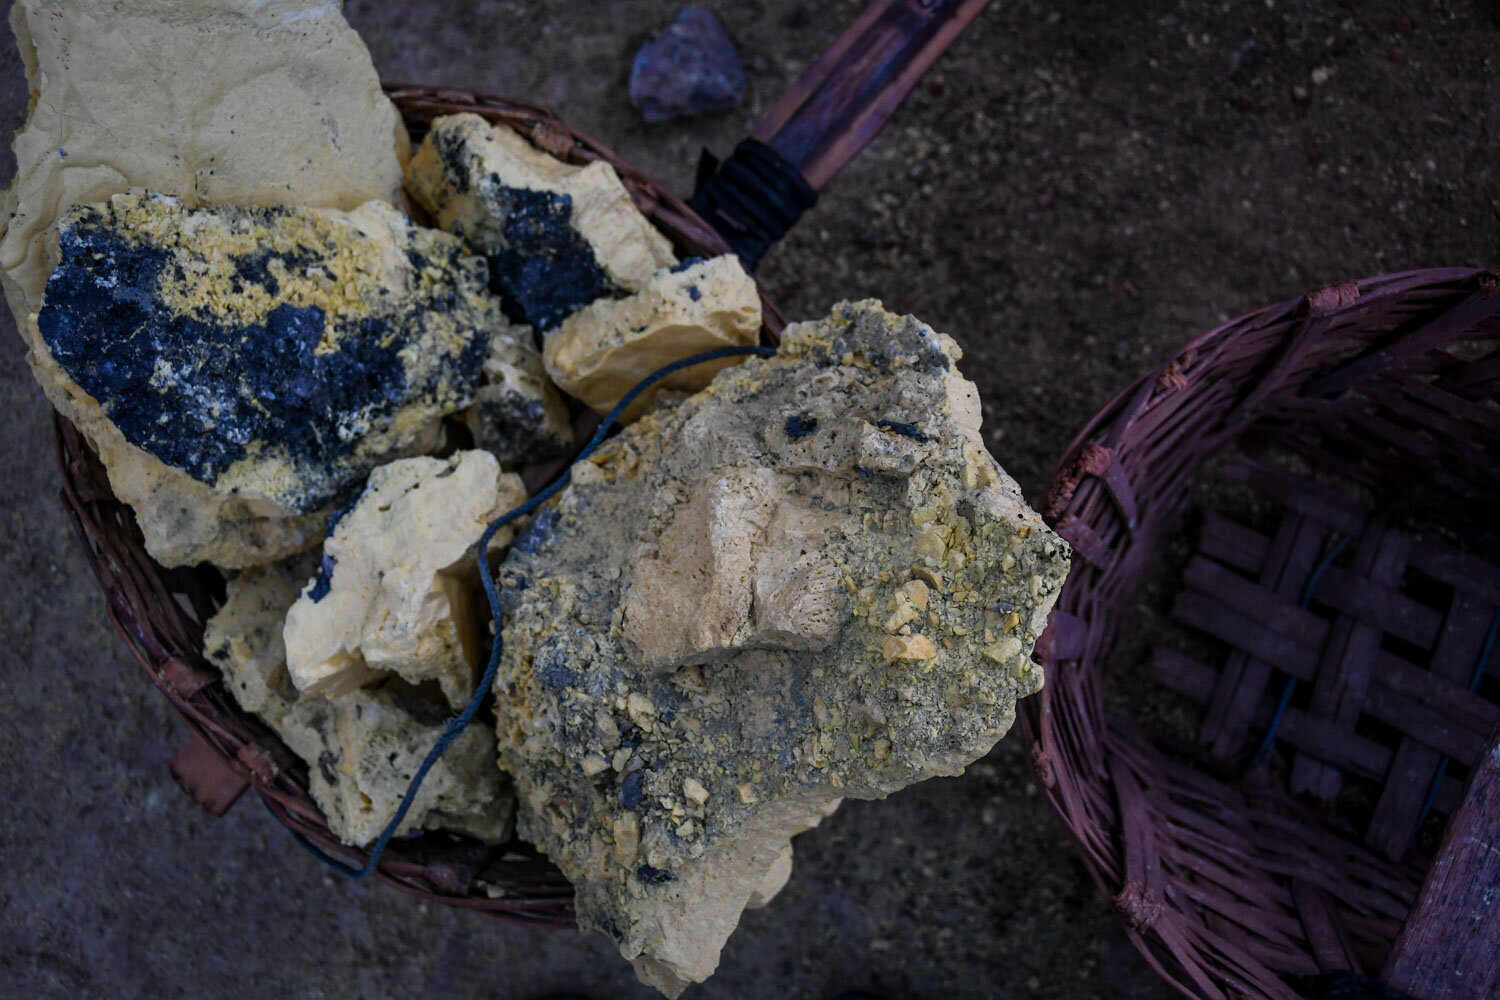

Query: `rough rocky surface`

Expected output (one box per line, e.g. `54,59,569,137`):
496,301,1068,995
204,553,320,727
37,193,497,527
0,0,408,321
284,451,526,710
467,318,575,465
204,554,514,848
629,7,747,123
544,254,762,421
7,2,1496,998
405,113,677,332
278,685,515,848
1,0,409,569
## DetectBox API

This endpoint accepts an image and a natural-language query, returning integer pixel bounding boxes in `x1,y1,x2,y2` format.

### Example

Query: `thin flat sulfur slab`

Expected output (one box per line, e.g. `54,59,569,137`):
37,194,496,515
494,300,1070,996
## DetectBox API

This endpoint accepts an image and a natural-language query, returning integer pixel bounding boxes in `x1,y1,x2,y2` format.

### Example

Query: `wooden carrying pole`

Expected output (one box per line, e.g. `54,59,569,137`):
1383,725,1500,1000
755,0,993,189
691,0,991,268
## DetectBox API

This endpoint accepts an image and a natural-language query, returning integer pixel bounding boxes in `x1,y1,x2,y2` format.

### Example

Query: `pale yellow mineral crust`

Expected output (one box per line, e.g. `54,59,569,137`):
283,451,526,710
544,254,762,422
1,0,410,568
203,551,515,849
493,301,1070,996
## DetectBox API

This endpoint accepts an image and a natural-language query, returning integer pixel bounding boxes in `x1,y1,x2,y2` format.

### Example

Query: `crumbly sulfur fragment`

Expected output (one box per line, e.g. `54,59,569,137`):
0,0,410,568
283,451,526,710
405,113,677,332
467,319,575,465
202,553,514,847
36,194,497,522
494,300,1070,996
204,553,320,727
544,255,762,422
278,684,515,848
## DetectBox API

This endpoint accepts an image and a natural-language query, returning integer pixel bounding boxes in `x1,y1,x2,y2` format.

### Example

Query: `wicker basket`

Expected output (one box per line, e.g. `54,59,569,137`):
53,88,758,927
1026,267,1500,998
49,0,994,928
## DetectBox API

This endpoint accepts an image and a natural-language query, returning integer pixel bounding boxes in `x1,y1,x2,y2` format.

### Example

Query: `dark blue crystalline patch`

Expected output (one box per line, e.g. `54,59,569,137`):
620,771,644,810
636,865,674,885
513,507,560,556
669,256,706,274
533,644,579,691
35,207,488,512
784,412,818,439
876,419,929,443
484,184,623,332
307,552,336,603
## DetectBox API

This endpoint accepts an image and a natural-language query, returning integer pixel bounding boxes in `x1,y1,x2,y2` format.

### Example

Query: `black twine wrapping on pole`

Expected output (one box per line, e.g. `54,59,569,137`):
272,344,778,878
690,139,817,271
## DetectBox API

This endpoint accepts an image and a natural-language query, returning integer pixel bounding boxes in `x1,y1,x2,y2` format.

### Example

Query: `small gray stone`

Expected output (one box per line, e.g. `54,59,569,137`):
629,8,747,123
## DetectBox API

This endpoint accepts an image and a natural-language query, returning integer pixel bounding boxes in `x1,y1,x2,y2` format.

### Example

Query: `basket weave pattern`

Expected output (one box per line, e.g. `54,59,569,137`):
1027,267,1500,998
52,87,783,926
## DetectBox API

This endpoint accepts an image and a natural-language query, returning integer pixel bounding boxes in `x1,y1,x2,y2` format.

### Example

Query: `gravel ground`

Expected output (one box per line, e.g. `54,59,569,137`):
2,2,1496,998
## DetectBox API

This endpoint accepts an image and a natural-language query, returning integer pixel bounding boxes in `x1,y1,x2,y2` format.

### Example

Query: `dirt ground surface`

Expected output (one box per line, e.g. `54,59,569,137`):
2,2,1496,998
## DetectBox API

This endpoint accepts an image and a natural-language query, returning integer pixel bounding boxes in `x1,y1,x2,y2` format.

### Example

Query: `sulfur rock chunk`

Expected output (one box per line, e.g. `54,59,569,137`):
278,685,515,848
1,0,411,568
35,193,497,520
202,554,514,848
494,300,1070,996
0,0,408,321
544,255,762,422
406,113,677,333
204,553,320,727
284,451,526,710
467,319,575,465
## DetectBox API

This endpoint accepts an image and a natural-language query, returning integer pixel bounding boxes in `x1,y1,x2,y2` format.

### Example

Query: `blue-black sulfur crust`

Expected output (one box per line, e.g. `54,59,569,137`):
36,203,491,513
482,182,625,332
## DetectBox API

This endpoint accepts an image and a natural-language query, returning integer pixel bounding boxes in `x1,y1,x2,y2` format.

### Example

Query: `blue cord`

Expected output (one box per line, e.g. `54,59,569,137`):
1249,534,1351,768
272,344,777,878
1408,609,1500,848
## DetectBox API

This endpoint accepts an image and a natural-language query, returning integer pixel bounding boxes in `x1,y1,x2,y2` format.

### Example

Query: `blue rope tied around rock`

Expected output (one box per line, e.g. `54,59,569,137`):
1249,534,1351,768
1408,608,1500,849
273,344,777,878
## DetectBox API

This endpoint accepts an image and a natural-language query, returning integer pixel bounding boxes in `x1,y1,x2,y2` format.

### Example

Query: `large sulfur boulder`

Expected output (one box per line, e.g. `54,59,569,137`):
37,195,500,526
493,300,1070,996
1,0,411,568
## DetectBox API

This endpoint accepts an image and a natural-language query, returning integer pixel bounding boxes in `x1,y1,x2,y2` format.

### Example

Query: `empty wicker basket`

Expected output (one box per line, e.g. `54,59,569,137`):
1027,267,1500,999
